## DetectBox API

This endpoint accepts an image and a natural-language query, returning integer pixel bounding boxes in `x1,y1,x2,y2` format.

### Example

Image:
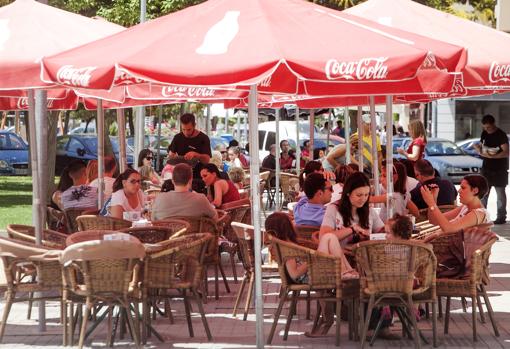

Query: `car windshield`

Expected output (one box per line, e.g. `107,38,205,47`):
82,137,133,155
0,133,27,150
426,140,465,156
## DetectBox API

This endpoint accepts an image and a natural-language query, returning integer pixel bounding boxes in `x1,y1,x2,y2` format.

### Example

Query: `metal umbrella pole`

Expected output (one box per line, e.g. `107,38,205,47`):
344,106,351,164
27,91,41,243
206,104,211,136
357,106,364,170
386,96,394,219
369,96,380,195
155,106,163,172
309,109,315,160
116,109,128,173
248,85,264,349
275,108,280,211
326,108,331,153
97,99,105,209
295,106,301,174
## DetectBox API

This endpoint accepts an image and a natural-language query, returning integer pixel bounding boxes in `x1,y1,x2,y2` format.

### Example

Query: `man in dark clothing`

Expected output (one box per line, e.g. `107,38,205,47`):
168,113,211,193
473,114,509,224
411,159,457,210
262,144,276,170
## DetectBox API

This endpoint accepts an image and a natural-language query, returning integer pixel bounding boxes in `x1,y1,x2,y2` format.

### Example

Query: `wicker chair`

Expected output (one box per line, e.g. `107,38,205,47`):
353,240,437,349
6,224,67,249
266,234,360,346
47,206,65,231
231,222,279,321
142,233,213,343
76,215,132,231
427,227,499,342
219,198,252,283
64,208,99,234
0,237,62,342
150,218,191,238
120,226,174,244
167,215,230,300
61,238,145,348
294,224,320,250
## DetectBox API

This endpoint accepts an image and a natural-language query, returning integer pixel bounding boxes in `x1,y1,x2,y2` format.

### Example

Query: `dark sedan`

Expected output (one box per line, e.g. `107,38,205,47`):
55,135,134,175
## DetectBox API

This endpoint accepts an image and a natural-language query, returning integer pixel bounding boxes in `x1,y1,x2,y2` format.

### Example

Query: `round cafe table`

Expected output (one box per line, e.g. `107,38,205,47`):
65,230,139,247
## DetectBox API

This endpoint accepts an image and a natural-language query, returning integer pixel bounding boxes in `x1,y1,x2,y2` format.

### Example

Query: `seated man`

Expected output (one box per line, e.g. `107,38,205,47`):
293,172,332,226
61,160,98,210
411,159,457,210
151,163,218,221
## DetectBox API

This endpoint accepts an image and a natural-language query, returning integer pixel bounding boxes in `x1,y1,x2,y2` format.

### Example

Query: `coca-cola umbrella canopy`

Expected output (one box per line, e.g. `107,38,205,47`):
345,0,510,90
0,0,124,91
41,0,467,95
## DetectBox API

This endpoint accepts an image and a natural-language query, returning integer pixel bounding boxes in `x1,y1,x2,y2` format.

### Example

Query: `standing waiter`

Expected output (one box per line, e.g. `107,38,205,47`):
168,113,211,193
474,114,509,224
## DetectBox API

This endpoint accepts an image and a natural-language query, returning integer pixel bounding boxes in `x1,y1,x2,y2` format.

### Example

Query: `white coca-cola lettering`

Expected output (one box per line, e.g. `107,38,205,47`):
161,86,216,98
489,62,510,83
258,75,272,88
325,57,389,80
56,65,96,87
16,98,28,109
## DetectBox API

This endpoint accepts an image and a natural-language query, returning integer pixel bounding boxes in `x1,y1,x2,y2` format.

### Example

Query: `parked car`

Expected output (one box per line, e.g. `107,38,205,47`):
393,137,482,183
55,135,134,175
0,131,29,175
457,135,510,159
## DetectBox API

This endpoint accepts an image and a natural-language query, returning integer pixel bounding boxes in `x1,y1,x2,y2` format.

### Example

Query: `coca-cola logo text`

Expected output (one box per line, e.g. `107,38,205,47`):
56,65,96,87
489,62,510,83
16,98,55,109
325,57,389,80
161,86,216,98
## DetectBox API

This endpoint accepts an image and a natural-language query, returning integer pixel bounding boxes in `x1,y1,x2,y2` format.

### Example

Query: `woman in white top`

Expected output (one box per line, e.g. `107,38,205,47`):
226,146,243,169
320,172,384,246
421,174,490,235
109,168,145,220
371,162,419,222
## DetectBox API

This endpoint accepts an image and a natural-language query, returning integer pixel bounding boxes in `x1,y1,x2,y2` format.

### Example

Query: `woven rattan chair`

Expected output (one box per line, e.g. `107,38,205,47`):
61,238,145,348
76,215,132,231
0,237,62,342
219,198,252,283
6,224,67,249
353,240,437,349
47,206,65,231
150,218,191,238
142,233,213,343
266,234,359,346
120,226,174,244
294,224,320,250
280,172,299,207
64,208,99,234
231,222,279,321
427,227,499,342
167,215,230,300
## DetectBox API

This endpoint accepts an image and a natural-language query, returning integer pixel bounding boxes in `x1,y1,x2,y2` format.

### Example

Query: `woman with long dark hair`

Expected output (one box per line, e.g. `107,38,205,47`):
137,148,161,186
200,163,240,207
320,172,384,245
108,168,145,220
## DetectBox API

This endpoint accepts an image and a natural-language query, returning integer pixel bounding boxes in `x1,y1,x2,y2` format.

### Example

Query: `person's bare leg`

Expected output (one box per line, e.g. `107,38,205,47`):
317,233,356,275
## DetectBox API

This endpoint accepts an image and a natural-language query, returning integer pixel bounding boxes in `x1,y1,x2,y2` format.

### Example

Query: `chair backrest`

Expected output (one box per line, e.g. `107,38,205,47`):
259,171,270,182
354,240,436,296
6,224,67,249
462,225,497,284
266,233,344,291
46,206,65,231
64,208,99,234
144,233,212,290
221,199,252,242
231,222,256,272
76,215,132,231
294,225,320,240
61,238,145,296
150,218,190,238
120,226,173,244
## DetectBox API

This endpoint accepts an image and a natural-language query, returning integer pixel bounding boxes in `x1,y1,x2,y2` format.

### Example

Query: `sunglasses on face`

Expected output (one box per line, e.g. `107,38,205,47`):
128,179,141,184
145,157,153,161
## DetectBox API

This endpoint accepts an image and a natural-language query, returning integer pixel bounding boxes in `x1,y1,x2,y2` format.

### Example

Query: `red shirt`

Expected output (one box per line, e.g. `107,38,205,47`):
407,137,426,162
280,153,294,170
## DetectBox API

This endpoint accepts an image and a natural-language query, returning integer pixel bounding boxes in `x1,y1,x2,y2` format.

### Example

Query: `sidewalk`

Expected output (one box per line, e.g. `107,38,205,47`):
0,225,509,348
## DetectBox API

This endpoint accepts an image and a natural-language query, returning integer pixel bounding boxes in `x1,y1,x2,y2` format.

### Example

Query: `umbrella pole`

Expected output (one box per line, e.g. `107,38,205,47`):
275,108,280,211
309,109,314,160
116,109,127,173
295,106,300,174
156,106,163,172
35,89,48,332
357,106,363,170
345,106,351,164
248,85,264,349
97,100,105,210
206,104,211,137
326,108,331,152
369,96,380,195
386,96,394,220
27,91,41,243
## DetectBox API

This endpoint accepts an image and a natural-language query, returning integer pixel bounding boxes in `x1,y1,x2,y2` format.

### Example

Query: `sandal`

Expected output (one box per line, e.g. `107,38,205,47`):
341,269,359,280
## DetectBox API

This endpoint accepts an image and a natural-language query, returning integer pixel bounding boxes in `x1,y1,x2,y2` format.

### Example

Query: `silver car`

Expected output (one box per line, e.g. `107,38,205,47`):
394,137,482,184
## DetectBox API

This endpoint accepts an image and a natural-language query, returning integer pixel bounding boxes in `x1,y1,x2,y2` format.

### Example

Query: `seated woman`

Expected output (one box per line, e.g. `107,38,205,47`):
320,171,384,246
371,161,419,221
108,168,145,220
228,166,245,190
420,174,490,234
137,149,161,186
200,163,240,208
51,166,73,210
